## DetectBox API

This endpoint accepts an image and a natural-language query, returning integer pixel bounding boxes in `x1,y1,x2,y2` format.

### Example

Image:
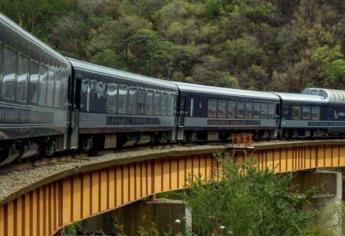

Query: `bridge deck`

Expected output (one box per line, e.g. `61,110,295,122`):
1,139,345,236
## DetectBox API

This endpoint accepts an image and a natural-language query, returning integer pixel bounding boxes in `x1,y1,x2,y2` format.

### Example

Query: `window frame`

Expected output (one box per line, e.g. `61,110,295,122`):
38,64,49,106
118,85,128,114
207,99,217,118
106,83,118,114
302,106,311,120
245,102,253,119
28,59,40,105
227,100,236,118
16,53,29,104
2,45,17,101
291,105,301,120
217,100,226,118
46,68,56,107
311,106,320,120
236,101,245,119
145,90,154,115
153,91,161,116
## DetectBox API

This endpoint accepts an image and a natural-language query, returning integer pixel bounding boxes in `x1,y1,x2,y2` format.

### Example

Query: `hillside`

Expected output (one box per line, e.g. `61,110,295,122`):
2,0,345,92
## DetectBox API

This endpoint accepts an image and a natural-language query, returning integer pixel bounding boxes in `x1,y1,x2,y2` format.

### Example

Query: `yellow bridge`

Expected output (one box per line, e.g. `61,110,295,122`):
1,140,345,236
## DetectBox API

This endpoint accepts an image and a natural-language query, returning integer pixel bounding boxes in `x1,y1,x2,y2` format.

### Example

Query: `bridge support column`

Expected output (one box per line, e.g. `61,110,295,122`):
79,198,192,235
291,170,343,235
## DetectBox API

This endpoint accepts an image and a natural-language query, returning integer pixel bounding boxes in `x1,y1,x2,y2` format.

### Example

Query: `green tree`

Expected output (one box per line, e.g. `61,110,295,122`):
178,156,316,236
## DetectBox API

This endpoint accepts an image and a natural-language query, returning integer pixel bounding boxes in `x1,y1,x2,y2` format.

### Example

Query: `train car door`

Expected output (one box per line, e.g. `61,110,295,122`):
177,95,186,140
70,75,81,149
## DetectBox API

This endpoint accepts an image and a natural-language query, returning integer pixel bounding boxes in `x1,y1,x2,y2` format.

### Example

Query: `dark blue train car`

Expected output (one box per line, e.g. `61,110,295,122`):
0,13,71,165
68,58,178,149
276,93,328,137
300,88,345,136
174,82,280,141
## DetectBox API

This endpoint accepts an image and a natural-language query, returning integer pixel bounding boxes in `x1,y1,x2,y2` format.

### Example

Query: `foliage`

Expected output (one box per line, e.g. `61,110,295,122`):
164,156,317,236
3,0,345,90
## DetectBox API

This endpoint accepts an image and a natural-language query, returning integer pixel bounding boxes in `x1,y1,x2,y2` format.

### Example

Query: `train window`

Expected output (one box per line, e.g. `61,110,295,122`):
137,90,146,115
80,79,90,112
302,106,311,120
153,92,161,116
161,93,169,116
145,91,153,115
169,94,176,115
217,100,226,118
16,54,29,103
253,103,260,119
38,65,48,106
227,101,236,118
54,72,62,108
236,102,245,118
292,106,301,120
106,83,117,113
2,46,16,100
260,103,268,119
311,107,320,120
29,61,39,104
208,99,217,118
46,69,55,107
128,89,137,114
118,87,128,114
268,104,275,119
245,102,253,119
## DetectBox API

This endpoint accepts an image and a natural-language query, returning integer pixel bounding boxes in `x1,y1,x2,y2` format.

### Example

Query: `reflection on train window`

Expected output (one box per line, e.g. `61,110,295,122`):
128,89,137,114
80,79,90,112
268,104,275,119
237,102,245,118
292,106,301,120
137,90,146,115
38,65,48,106
227,101,236,118
208,99,217,118
153,92,161,116
260,103,268,119
253,103,260,119
217,100,226,118
302,106,311,120
46,69,55,107
245,102,252,119
29,61,39,104
54,72,62,108
106,83,117,113
145,91,153,115
118,87,128,114
16,54,29,103
2,46,16,100
311,107,320,120
161,93,168,116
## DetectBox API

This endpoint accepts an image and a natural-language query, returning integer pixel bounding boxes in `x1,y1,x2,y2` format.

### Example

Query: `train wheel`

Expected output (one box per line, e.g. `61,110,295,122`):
0,142,22,166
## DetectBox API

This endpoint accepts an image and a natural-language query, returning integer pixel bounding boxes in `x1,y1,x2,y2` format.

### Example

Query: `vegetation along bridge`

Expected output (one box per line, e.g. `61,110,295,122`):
1,139,345,236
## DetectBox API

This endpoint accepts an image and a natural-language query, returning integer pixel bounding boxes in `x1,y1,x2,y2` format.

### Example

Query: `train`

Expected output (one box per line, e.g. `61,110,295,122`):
1,12,345,166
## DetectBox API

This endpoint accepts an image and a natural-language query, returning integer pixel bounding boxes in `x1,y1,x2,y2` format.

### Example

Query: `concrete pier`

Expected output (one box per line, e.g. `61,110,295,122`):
291,170,343,235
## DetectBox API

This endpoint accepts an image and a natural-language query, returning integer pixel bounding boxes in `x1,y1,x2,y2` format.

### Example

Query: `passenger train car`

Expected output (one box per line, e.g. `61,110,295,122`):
2,12,345,167
69,58,178,150
174,82,280,141
0,13,71,165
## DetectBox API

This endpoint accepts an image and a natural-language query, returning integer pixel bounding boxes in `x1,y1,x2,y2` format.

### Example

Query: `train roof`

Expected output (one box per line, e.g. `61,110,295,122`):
275,92,327,103
0,13,70,67
68,58,178,91
302,88,345,103
174,82,280,101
